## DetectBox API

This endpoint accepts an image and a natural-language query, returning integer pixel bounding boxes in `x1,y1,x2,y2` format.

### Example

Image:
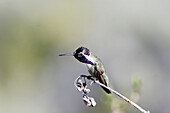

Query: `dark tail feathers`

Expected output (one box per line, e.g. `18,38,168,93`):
100,85,111,94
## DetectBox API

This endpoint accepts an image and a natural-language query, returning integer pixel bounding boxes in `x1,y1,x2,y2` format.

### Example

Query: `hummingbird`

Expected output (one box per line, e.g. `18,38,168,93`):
59,47,111,94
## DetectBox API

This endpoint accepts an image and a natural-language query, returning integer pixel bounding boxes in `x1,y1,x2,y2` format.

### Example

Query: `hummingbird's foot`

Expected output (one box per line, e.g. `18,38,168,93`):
87,76,96,83
80,75,95,83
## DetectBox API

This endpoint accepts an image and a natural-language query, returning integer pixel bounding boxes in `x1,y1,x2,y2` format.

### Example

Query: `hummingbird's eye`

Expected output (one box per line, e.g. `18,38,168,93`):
76,47,84,53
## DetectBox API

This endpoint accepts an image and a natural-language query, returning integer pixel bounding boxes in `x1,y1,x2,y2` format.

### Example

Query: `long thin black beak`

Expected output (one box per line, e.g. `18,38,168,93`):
59,52,74,56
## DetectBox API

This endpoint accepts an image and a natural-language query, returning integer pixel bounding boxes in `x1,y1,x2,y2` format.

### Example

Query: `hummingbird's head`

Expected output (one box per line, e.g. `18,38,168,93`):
73,47,94,65
59,47,94,65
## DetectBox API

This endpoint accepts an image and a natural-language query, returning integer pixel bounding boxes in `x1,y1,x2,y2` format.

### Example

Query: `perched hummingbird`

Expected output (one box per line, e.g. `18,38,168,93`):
59,47,111,94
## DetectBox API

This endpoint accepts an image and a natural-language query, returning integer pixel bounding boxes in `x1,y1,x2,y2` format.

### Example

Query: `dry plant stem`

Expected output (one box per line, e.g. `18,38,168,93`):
83,76,150,113
96,81,150,113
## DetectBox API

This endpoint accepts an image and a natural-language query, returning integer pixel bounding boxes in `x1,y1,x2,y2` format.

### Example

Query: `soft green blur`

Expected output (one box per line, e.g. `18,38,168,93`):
0,0,170,113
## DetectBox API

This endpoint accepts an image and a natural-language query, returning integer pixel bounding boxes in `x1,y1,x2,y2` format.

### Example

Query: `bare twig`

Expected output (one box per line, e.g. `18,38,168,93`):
95,80,150,113
74,75,150,113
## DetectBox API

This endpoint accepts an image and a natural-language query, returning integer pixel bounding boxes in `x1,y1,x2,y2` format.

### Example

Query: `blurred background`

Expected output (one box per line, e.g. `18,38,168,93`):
0,0,170,113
